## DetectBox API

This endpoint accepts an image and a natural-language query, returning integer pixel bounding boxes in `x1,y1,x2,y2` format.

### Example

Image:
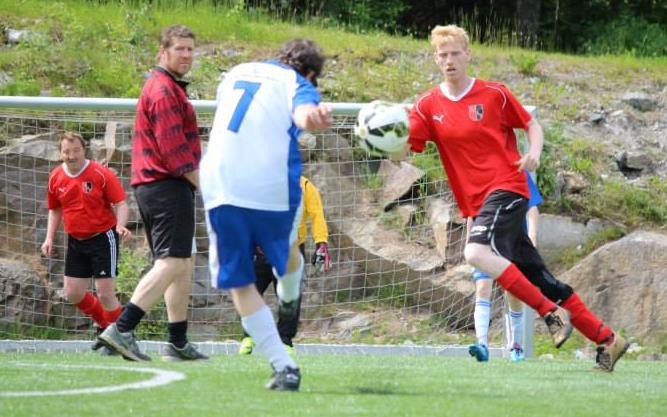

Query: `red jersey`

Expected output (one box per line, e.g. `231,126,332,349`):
408,79,532,217
131,67,201,186
47,160,127,239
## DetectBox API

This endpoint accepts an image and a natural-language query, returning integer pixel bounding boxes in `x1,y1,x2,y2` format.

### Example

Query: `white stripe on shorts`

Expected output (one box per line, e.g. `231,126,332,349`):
105,229,117,278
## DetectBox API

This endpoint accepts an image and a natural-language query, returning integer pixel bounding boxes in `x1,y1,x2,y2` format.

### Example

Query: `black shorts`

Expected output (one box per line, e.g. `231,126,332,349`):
468,190,574,303
65,229,119,279
468,190,546,272
135,178,195,259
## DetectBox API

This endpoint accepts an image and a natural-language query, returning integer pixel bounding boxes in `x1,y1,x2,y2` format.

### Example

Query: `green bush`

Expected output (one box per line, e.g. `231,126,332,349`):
510,53,540,76
583,14,667,57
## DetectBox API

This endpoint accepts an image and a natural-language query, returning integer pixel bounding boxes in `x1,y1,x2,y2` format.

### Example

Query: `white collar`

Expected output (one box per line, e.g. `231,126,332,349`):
62,159,90,178
440,78,476,101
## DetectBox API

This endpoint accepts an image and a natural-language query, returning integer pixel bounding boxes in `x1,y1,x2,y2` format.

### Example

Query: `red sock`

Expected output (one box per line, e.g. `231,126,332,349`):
76,292,109,328
104,306,123,325
495,264,557,317
561,293,613,344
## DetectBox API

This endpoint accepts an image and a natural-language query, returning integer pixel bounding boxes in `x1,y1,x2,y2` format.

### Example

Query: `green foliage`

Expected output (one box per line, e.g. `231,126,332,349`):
334,0,408,34
0,322,68,340
583,14,667,57
536,125,567,199
115,247,150,299
585,177,667,226
533,331,588,358
115,247,166,339
409,143,446,184
378,210,403,230
510,53,540,76
359,162,383,190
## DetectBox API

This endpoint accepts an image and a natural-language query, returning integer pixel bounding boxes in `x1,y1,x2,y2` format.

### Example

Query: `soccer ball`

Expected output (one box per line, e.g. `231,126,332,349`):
354,100,409,156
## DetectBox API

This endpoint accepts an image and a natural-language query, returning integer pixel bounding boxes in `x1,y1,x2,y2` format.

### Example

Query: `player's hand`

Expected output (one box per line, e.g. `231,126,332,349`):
308,104,333,130
515,153,540,172
311,242,331,273
116,226,132,242
41,239,52,257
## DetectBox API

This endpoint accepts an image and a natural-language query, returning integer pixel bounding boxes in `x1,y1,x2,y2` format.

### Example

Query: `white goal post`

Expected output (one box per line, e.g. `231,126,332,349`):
0,96,535,358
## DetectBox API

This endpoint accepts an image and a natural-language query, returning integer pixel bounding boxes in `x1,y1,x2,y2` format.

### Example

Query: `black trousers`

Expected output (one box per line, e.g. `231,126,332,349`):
243,244,305,346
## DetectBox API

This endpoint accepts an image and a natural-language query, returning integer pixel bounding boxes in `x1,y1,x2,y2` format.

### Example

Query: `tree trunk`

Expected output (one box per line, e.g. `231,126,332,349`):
515,0,541,48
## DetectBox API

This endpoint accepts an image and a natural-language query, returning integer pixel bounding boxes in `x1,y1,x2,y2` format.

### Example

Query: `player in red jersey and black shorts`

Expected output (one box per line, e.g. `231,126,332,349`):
405,24,628,372
98,24,207,362
42,132,131,352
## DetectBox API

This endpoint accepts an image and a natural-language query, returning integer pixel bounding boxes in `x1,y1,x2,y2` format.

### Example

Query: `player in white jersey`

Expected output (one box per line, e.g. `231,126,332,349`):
200,39,332,391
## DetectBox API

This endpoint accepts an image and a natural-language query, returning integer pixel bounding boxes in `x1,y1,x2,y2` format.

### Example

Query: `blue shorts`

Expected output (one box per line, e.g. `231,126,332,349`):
206,204,301,290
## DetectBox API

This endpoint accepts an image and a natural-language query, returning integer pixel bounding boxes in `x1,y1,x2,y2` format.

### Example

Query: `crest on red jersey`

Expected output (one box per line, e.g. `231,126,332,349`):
468,104,484,121
82,181,93,193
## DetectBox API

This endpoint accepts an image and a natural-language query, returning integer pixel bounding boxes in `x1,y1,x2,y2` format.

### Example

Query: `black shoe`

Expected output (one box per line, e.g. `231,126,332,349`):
544,308,573,348
98,323,151,362
91,339,105,351
162,342,209,362
91,326,106,351
266,366,301,391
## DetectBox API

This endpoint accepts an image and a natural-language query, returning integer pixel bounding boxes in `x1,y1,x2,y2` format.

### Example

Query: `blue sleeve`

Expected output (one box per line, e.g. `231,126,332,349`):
525,171,543,208
292,72,320,110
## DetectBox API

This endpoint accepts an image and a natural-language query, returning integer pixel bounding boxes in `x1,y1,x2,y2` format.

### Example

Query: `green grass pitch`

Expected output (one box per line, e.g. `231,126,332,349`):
1,352,665,417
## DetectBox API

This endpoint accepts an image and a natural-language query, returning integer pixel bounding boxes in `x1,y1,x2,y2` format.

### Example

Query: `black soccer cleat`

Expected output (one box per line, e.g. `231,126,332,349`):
266,366,301,391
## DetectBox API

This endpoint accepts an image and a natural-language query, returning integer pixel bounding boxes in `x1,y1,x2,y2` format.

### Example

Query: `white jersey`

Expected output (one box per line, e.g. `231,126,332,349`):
200,61,320,212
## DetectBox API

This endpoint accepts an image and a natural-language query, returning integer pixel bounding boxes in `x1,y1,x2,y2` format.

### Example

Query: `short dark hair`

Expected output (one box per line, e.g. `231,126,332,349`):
277,39,325,85
159,24,196,48
58,131,86,151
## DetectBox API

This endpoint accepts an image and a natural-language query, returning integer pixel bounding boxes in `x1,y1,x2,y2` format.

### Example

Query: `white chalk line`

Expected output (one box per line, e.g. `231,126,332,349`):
0,363,186,397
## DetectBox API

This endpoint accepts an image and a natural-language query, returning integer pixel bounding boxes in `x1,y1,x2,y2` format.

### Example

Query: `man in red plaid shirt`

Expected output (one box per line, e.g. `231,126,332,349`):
99,24,206,362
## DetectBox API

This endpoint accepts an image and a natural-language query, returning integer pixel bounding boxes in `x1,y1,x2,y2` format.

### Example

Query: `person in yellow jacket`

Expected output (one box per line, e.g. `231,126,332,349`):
239,175,330,354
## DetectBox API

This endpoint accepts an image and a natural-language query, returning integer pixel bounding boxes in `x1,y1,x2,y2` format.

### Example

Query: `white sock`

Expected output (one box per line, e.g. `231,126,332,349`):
474,298,491,346
509,307,524,348
276,254,304,303
241,306,297,371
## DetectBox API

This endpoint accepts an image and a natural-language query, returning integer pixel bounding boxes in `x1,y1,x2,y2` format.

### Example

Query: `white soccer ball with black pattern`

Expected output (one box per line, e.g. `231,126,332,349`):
354,100,409,156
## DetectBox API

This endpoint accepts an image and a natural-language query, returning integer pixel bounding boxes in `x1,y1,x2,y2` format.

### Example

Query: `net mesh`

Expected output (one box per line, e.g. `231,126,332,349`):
0,105,509,345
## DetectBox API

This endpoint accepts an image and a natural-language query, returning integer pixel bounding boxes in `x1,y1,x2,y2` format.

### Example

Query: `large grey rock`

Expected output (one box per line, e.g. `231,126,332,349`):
0,258,52,327
0,71,13,89
614,150,654,176
537,214,605,262
559,231,667,342
5,28,32,45
377,160,425,210
0,134,60,256
622,92,659,112
426,197,465,264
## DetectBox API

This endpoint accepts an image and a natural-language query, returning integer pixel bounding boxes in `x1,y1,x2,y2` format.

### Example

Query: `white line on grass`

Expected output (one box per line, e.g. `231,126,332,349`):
0,363,186,397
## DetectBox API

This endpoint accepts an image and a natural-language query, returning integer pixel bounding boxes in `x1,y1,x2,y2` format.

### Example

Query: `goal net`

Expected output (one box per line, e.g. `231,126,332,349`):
0,99,511,348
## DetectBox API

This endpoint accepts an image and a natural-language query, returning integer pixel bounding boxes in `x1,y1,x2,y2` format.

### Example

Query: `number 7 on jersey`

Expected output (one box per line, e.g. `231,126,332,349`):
227,81,261,133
